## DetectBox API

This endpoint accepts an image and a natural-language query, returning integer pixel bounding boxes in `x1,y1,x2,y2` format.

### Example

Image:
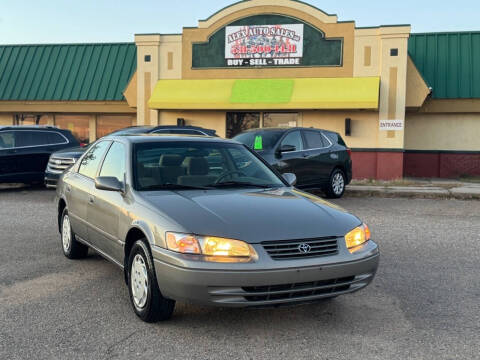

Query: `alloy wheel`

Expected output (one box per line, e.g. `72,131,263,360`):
332,172,345,196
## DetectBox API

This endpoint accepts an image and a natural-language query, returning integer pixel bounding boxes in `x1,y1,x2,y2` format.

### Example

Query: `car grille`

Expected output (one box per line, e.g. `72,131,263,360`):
262,237,338,260
242,276,355,302
47,157,76,174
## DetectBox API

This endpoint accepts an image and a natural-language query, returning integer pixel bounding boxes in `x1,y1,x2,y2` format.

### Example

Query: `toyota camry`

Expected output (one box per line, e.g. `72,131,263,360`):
55,134,379,322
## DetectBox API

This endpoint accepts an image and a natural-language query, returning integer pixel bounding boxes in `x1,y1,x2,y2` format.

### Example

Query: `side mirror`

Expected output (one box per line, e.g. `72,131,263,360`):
282,173,297,186
95,176,124,192
278,144,296,153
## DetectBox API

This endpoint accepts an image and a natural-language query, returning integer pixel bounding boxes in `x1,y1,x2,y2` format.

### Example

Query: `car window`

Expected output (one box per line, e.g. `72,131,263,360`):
280,131,303,151
304,131,326,149
46,132,68,145
169,129,203,135
14,131,53,147
78,141,111,179
233,130,284,151
0,131,15,149
134,142,285,190
99,142,126,182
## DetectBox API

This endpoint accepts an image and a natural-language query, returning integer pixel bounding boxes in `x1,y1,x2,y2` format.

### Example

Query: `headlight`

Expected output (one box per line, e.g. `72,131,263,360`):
345,224,371,253
166,232,257,262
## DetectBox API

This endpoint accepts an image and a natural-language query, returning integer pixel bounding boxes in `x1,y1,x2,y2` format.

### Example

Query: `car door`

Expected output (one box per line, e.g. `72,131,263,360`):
0,131,19,182
86,141,126,263
301,130,333,186
272,130,308,185
69,140,111,242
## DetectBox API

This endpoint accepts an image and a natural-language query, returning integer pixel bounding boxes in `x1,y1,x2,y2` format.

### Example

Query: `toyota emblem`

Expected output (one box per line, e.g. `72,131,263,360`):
298,243,311,254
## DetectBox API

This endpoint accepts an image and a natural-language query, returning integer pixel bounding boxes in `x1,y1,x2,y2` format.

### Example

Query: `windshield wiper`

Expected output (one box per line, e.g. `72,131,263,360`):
207,181,274,189
141,183,211,191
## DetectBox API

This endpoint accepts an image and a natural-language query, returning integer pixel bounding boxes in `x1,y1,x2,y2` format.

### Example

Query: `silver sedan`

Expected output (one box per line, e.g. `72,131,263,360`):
56,134,379,322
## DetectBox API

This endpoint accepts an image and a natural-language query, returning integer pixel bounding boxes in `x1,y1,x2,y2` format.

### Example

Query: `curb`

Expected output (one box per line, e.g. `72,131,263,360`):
345,188,480,200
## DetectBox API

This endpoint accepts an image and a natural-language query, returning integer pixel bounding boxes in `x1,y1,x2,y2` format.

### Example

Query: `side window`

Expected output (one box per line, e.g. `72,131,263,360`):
0,131,15,149
15,131,50,147
280,131,303,151
304,131,326,149
46,132,68,145
99,142,126,182
78,141,111,179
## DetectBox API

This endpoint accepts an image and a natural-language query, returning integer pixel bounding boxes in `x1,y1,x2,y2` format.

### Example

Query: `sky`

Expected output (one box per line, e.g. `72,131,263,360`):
1,0,479,44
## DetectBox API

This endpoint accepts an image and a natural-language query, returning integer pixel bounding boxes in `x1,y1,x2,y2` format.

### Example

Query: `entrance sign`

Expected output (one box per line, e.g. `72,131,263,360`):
225,24,304,67
380,119,404,131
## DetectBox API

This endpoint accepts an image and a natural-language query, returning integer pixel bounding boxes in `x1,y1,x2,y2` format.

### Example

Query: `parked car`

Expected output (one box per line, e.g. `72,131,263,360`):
0,126,79,184
56,134,379,322
45,125,217,187
233,128,352,198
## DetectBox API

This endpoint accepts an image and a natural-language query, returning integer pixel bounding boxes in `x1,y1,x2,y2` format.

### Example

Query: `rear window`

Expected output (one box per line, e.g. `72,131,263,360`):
324,132,346,147
233,130,284,151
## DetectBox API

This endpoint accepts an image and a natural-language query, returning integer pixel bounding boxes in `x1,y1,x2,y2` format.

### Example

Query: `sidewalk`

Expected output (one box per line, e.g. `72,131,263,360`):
346,179,480,200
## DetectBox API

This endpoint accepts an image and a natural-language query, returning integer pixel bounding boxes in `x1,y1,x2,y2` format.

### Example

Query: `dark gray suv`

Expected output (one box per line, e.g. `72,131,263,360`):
233,128,353,198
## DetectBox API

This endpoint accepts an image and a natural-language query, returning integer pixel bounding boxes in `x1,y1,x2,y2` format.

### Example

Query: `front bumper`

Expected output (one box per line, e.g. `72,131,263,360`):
152,241,379,307
44,171,61,188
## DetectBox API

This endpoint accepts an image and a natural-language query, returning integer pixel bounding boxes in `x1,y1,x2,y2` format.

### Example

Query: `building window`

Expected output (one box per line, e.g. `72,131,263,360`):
390,48,398,56
226,112,260,138
226,112,299,138
263,113,298,128
14,114,50,126
96,115,136,138
55,115,90,145
144,55,151,62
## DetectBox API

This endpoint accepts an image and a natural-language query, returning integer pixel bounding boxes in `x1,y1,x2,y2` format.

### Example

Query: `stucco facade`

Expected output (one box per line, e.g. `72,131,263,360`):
1,0,479,179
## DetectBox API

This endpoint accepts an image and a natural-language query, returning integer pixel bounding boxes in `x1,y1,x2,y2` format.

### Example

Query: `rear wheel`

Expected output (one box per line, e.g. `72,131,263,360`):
127,239,175,322
325,169,346,198
61,208,89,259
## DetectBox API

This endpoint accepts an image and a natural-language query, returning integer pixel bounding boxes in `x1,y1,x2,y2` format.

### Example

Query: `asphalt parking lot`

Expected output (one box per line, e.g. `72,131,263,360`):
0,188,479,360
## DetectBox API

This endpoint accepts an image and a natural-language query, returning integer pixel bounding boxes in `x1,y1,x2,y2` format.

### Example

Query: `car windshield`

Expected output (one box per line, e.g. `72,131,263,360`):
133,141,286,191
233,130,284,151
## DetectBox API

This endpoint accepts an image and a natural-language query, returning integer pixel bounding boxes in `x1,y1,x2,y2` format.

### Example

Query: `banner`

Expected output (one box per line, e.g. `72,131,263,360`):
225,24,304,67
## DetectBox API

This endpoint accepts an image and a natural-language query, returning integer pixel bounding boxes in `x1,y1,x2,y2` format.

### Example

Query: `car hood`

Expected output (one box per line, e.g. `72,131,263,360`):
51,146,86,159
138,188,361,242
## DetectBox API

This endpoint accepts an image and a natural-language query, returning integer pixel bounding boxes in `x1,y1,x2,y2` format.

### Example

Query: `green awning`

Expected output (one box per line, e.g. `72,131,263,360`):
148,77,380,110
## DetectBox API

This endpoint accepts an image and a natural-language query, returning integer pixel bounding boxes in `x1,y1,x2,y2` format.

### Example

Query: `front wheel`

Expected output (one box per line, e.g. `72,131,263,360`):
61,208,89,259
127,239,175,322
325,169,346,198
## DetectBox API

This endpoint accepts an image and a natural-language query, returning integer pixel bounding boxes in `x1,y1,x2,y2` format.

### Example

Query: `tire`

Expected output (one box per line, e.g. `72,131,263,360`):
61,208,89,259
127,239,175,322
325,169,346,199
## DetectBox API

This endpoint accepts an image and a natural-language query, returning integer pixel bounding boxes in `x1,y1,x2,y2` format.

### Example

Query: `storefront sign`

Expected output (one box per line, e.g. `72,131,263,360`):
379,119,404,131
225,24,304,67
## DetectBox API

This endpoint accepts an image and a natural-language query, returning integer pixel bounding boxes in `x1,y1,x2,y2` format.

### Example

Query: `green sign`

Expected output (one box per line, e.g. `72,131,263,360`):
192,14,343,69
254,135,263,150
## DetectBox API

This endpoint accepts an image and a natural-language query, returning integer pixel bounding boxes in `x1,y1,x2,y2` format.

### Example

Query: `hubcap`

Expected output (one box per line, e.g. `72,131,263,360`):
131,254,149,309
62,215,72,253
332,173,345,195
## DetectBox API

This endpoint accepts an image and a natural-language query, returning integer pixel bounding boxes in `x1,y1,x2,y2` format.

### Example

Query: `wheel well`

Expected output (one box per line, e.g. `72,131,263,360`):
124,228,149,281
331,166,346,178
58,199,66,233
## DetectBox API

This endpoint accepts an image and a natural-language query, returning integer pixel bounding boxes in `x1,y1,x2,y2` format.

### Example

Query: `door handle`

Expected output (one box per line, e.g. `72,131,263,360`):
88,196,95,204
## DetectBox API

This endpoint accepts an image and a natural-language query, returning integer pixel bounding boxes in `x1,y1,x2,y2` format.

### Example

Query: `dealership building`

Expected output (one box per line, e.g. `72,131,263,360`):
1,0,479,179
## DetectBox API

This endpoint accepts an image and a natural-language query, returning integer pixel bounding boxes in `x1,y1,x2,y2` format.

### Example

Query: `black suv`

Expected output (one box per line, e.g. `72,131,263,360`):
0,126,79,184
45,125,217,187
233,127,352,198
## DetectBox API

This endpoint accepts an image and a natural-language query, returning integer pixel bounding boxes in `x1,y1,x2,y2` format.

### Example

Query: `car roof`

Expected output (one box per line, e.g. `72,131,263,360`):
0,125,65,131
239,127,329,133
104,133,236,144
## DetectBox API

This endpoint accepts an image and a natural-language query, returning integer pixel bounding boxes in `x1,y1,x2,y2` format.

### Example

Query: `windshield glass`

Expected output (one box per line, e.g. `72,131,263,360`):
233,130,284,151
133,141,286,191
